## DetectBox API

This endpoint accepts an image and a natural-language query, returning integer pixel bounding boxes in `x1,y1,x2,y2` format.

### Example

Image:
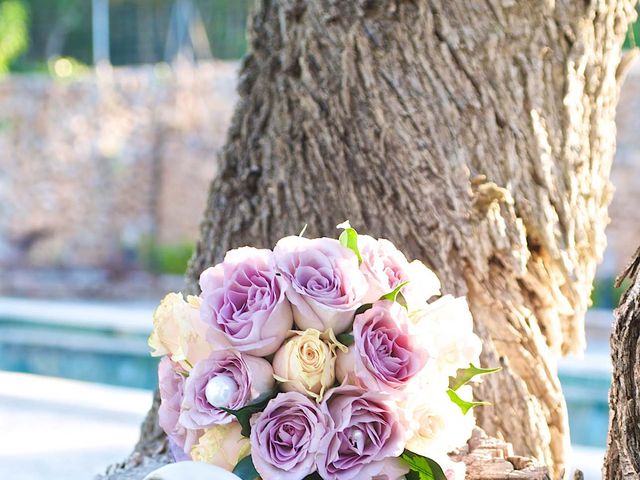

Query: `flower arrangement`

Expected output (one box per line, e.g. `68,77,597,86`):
149,222,498,480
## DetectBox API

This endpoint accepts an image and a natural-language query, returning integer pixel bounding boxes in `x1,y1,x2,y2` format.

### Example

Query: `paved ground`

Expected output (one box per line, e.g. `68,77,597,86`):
570,446,605,479
0,371,151,480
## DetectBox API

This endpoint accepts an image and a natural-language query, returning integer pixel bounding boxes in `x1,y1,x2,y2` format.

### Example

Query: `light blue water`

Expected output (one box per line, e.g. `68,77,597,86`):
0,318,160,390
0,317,610,448
562,371,610,448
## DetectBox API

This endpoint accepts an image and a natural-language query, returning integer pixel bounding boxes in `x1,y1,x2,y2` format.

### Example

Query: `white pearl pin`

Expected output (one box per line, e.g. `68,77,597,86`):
205,375,238,408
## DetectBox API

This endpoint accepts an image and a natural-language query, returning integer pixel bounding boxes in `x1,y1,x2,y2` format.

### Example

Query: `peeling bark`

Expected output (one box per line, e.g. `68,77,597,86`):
101,1,637,479
604,247,640,479
452,429,550,480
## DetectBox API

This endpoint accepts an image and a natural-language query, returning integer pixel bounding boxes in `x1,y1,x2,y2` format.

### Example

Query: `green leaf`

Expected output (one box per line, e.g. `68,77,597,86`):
303,473,323,480
447,388,490,415
380,281,410,307
337,222,362,263
449,363,501,391
220,390,278,437
336,333,354,346
355,303,373,315
232,455,260,480
400,451,447,480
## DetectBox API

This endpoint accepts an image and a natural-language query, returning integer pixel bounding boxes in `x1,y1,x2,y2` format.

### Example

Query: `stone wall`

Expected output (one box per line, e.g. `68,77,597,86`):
0,61,237,269
0,59,639,274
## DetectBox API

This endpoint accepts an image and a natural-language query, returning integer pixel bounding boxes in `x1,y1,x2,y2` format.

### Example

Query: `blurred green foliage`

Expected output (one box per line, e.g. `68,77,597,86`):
139,238,194,275
591,277,631,309
624,11,640,50
0,0,29,74
204,0,252,60
107,0,251,64
13,0,98,71
10,0,251,72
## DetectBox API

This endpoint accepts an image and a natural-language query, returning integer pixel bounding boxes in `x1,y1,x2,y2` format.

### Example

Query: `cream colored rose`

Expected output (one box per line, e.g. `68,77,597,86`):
404,386,475,458
190,422,250,471
148,292,211,369
408,295,482,377
272,329,346,401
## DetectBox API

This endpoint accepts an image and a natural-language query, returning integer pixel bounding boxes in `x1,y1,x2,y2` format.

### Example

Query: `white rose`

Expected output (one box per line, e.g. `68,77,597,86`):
404,386,476,458
409,295,482,377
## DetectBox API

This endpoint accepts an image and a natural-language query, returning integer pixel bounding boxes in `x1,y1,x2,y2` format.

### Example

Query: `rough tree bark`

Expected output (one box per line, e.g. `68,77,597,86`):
101,1,637,479
604,246,640,479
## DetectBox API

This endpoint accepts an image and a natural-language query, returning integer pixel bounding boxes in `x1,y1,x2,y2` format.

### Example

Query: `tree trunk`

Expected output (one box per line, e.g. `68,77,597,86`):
101,1,637,479
604,247,640,479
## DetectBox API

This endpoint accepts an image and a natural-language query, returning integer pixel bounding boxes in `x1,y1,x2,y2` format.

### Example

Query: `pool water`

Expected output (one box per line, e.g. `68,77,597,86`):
0,314,612,448
562,370,610,448
0,317,160,390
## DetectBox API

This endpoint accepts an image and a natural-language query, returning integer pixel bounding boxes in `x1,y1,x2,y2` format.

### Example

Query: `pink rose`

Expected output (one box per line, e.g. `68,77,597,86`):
358,235,440,309
157,357,201,460
250,392,328,480
199,247,293,356
336,300,429,392
179,351,274,429
274,236,368,334
318,385,409,480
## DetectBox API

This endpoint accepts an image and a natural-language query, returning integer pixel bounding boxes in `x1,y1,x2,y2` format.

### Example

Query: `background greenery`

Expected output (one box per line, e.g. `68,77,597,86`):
2,0,252,73
0,0,29,73
591,277,630,309
138,239,194,275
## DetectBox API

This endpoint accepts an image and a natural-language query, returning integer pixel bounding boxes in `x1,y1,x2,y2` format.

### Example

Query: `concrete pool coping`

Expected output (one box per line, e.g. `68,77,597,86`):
0,296,155,334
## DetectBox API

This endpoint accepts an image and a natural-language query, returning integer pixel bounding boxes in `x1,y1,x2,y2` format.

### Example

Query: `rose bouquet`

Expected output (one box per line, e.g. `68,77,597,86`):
148,222,498,480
